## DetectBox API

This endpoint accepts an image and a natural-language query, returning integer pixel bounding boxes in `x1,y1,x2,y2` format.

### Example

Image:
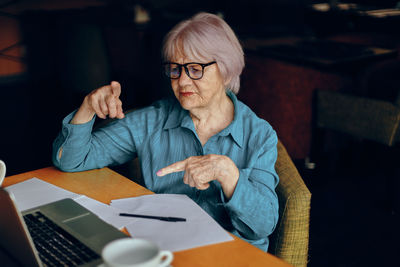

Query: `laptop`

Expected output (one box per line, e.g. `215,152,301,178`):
0,187,126,266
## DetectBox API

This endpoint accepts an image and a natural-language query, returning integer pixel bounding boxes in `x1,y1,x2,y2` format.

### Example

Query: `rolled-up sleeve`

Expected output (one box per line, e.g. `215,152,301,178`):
52,110,137,172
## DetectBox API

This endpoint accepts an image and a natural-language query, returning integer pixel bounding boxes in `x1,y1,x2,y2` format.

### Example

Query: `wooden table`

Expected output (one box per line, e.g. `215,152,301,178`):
3,167,292,267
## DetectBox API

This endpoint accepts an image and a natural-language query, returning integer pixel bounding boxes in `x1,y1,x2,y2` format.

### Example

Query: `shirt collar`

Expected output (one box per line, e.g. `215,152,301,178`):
163,91,244,148
219,91,243,148
163,98,191,130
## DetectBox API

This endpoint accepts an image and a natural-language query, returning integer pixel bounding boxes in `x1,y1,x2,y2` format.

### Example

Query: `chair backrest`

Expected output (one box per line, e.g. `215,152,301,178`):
314,59,400,147
315,89,400,146
269,140,311,267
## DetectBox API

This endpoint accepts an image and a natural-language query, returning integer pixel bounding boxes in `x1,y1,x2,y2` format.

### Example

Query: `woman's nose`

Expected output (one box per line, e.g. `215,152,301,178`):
178,69,192,86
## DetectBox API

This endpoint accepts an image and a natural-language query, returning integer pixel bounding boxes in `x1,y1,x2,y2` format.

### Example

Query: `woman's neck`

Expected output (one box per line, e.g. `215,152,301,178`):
190,93,234,145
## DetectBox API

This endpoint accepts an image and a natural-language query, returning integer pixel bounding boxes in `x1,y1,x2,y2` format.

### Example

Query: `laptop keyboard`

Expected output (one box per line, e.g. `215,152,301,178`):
24,211,100,266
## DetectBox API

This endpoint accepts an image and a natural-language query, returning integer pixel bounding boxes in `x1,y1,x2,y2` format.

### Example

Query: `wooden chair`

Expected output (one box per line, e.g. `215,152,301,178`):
268,140,311,267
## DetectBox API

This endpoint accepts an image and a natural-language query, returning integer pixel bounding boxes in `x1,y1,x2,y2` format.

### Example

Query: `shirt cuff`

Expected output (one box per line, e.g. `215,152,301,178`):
61,110,96,148
219,169,249,217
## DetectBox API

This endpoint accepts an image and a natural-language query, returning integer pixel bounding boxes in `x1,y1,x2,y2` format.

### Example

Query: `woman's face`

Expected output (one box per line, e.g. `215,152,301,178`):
170,55,227,112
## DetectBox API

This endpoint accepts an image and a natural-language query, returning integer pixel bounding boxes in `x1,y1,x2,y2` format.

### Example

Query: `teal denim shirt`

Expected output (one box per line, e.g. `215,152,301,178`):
52,91,279,251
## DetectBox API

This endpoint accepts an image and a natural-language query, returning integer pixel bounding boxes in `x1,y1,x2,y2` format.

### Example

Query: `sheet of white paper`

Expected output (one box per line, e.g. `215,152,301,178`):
73,195,132,230
5,178,132,230
5,177,81,211
111,194,233,252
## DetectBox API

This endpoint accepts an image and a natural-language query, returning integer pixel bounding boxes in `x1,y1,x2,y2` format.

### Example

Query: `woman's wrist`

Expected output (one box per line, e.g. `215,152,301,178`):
218,156,239,200
70,99,95,125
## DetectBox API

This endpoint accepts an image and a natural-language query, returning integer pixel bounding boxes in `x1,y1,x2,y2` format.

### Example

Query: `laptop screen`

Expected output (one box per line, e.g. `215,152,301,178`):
0,188,41,267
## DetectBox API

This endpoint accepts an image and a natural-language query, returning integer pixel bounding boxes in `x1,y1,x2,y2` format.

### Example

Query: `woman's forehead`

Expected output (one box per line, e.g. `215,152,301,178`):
170,45,211,63
170,55,211,63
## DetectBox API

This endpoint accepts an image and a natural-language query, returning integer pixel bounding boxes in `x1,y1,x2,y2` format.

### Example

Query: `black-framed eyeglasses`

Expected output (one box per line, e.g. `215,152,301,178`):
163,61,216,80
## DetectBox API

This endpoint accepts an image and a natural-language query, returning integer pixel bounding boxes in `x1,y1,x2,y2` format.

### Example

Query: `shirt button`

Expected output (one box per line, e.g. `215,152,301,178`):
196,190,200,196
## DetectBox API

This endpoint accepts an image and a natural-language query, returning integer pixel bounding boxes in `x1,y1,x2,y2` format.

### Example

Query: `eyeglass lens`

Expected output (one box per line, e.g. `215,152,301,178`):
165,63,204,80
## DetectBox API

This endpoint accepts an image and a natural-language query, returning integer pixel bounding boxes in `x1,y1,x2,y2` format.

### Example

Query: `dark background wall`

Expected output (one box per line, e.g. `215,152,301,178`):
0,0,315,175
2,0,399,176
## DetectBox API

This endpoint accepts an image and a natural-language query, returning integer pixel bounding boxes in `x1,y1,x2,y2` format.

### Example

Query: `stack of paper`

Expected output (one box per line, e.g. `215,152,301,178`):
5,178,81,211
6,178,233,252
5,178,130,229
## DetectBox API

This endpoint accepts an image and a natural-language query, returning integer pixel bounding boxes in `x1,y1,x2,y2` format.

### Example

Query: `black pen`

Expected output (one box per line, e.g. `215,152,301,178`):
119,213,186,222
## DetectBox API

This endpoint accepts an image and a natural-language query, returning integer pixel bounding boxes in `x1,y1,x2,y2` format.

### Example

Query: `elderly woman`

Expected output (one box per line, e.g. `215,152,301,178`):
53,12,279,251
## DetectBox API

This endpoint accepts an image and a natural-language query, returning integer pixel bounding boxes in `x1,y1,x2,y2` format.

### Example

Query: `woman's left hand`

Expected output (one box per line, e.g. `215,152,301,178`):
157,155,239,199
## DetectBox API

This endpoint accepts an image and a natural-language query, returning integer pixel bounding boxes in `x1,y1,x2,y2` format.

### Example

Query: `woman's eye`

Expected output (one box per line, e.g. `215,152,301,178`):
171,67,179,74
188,66,201,74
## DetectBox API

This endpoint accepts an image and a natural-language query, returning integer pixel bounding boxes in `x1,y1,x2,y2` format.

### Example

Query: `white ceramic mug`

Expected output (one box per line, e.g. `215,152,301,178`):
102,238,173,267
0,160,5,187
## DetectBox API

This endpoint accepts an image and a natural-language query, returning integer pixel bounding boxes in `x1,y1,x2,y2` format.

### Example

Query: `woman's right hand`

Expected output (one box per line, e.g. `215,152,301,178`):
71,81,125,124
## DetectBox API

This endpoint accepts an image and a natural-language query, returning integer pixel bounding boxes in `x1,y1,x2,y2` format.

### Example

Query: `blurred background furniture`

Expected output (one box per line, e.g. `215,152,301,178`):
312,59,400,213
314,89,400,147
269,140,311,267
314,59,400,148
239,36,397,162
313,59,400,155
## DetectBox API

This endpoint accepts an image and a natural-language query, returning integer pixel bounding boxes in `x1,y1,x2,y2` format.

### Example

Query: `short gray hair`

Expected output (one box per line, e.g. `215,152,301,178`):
162,12,245,94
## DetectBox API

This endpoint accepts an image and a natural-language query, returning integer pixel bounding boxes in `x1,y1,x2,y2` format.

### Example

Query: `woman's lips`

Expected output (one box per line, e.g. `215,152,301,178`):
180,92,194,97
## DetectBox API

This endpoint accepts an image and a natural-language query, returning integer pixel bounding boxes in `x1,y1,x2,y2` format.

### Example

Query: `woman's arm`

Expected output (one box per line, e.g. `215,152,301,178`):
52,81,134,172
71,81,124,125
156,131,279,242
224,134,279,242
157,154,239,199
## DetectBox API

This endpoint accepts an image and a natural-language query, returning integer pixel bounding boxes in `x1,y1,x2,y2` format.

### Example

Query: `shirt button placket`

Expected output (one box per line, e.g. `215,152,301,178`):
198,142,204,156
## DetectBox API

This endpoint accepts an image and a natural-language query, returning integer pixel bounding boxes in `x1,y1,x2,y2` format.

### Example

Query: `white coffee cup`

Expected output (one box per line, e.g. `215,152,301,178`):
0,160,5,187
102,238,173,267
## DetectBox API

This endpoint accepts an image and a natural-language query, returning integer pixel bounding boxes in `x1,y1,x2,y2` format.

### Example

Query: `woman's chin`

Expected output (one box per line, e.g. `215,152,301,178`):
178,97,199,111
179,101,195,111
